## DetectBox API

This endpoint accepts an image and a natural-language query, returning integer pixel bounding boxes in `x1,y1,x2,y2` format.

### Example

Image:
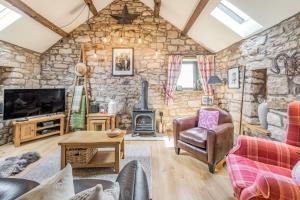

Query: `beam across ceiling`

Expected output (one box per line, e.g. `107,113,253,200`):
154,0,161,18
84,0,98,16
182,0,209,35
5,0,68,37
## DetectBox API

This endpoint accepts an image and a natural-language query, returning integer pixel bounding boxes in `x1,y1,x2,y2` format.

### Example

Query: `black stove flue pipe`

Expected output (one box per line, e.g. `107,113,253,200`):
141,80,149,110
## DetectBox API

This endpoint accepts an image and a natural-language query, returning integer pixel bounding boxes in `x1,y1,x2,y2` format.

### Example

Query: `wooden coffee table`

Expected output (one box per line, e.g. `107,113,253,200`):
59,130,126,173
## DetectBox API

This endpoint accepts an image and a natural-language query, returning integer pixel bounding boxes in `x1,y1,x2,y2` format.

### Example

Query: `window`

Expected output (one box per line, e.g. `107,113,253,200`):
176,60,199,90
0,4,21,31
211,0,262,37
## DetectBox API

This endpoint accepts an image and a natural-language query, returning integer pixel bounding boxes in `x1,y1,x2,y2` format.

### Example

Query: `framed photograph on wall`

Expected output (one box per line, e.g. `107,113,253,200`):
201,95,214,106
112,48,134,76
228,66,240,89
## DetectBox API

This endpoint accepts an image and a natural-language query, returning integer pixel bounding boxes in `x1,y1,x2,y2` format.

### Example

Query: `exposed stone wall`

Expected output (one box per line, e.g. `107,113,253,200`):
40,0,209,131
0,40,41,144
215,13,300,141
3,0,296,145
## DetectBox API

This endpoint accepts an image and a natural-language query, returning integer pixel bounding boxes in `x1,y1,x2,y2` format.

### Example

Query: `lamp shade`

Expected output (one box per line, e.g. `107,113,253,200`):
208,75,223,85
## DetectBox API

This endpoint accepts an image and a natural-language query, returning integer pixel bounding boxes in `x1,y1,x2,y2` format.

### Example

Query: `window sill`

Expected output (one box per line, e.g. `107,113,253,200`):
174,90,202,95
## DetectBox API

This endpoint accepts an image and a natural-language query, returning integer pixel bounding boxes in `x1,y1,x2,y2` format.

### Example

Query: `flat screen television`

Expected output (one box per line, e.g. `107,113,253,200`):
3,89,65,120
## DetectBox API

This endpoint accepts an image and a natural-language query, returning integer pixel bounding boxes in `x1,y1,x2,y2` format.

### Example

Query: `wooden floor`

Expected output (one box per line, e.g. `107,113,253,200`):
0,134,234,200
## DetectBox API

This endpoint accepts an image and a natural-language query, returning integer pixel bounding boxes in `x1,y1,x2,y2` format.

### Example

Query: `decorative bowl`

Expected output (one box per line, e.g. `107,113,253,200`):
106,129,122,138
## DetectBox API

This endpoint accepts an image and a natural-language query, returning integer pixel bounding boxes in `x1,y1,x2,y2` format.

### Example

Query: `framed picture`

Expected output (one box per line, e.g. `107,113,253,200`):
112,48,134,76
201,95,214,106
228,66,240,89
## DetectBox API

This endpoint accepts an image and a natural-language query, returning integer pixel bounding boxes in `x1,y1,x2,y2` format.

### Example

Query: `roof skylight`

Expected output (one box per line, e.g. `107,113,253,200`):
211,0,262,37
0,4,21,31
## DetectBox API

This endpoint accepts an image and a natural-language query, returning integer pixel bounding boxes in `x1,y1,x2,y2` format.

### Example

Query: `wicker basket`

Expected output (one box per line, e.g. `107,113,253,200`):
66,148,97,164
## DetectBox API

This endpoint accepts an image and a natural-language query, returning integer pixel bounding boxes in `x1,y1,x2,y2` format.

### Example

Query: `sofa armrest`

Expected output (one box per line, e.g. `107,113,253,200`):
241,172,300,200
231,135,300,169
207,123,234,164
173,116,198,146
116,160,149,200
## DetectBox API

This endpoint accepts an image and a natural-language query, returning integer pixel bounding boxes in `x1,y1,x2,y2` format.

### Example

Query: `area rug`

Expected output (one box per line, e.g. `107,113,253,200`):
22,144,152,195
0,152,40,178
125,133,169,141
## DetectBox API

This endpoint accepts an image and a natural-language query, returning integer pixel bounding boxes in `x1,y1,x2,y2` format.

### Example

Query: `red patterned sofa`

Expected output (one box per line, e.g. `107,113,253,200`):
226,101,300,200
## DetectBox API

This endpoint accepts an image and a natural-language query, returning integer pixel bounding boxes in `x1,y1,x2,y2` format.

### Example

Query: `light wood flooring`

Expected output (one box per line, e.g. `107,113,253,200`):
0,134,234,200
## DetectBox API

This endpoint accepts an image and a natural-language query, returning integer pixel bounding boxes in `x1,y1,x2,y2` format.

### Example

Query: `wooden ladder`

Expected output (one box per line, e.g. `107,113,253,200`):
66,45,90,133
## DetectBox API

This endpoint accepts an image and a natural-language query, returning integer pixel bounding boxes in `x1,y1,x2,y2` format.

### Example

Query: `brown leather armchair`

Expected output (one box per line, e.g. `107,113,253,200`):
173,107,234,173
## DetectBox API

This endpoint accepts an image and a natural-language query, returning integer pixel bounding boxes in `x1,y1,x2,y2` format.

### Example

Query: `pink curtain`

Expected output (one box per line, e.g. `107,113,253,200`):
197,55,215,95
164,55,183,105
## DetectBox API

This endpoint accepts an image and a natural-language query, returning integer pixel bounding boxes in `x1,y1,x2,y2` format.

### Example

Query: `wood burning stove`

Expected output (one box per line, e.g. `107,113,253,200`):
132,110,155,136
132,80,156,136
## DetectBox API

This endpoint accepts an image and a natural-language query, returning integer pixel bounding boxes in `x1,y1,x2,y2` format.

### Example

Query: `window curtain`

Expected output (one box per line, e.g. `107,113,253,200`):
164,55,183,105
197,55,215,95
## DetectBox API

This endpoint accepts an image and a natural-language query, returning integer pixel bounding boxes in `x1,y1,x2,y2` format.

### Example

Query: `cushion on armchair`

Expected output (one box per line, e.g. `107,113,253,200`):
179,127,207,149
198,109,219,130
70,183,120,200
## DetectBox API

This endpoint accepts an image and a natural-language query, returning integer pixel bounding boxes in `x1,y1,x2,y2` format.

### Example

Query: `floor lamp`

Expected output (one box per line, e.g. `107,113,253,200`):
238,65,246,135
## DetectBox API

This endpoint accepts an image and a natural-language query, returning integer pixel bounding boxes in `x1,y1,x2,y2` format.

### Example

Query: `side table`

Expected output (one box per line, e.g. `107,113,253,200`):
241,120,271,136
87,113,117,131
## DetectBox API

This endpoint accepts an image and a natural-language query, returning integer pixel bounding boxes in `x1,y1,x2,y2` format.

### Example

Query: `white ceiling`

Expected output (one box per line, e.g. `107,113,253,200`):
22,0,90,33
141,0,200,30
188,0,300,52
0,0,299,53
0,0,113,53
0,0,61,53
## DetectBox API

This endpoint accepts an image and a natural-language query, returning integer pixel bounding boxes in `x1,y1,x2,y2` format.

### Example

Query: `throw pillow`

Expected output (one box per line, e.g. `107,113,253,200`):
16,163,75,200
70,184,102,200
198,109,219,130
70,182,120,200
292,160,300,181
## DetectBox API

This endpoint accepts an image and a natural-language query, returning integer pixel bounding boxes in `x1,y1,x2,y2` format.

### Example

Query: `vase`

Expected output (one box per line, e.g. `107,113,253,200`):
258,101,269,129
108,99,117,114
90,102,99,113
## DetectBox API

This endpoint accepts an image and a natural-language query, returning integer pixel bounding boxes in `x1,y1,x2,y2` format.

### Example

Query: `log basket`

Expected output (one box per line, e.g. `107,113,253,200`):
66,147,97,164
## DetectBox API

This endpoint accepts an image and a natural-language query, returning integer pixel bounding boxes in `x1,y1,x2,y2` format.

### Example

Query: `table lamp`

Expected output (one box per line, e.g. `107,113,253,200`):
208,75,223,85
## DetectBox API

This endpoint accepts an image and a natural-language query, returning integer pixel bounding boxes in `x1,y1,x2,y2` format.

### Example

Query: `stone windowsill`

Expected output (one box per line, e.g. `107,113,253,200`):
175,90,202,95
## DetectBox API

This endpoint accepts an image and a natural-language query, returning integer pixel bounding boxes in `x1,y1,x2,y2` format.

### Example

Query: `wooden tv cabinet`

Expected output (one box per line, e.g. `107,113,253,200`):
13,114,65,147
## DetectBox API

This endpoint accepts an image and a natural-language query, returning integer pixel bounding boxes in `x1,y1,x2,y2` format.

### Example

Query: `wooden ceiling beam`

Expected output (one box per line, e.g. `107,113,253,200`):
182,0,209,35
154,0,161,18
5,0,68,37
84,0,98,16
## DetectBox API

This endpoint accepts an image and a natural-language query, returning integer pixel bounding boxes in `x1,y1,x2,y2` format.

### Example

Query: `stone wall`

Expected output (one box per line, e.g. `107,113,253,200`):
3,0,296,145
215,13,300,141
0,40,41,144
40,0,209,131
